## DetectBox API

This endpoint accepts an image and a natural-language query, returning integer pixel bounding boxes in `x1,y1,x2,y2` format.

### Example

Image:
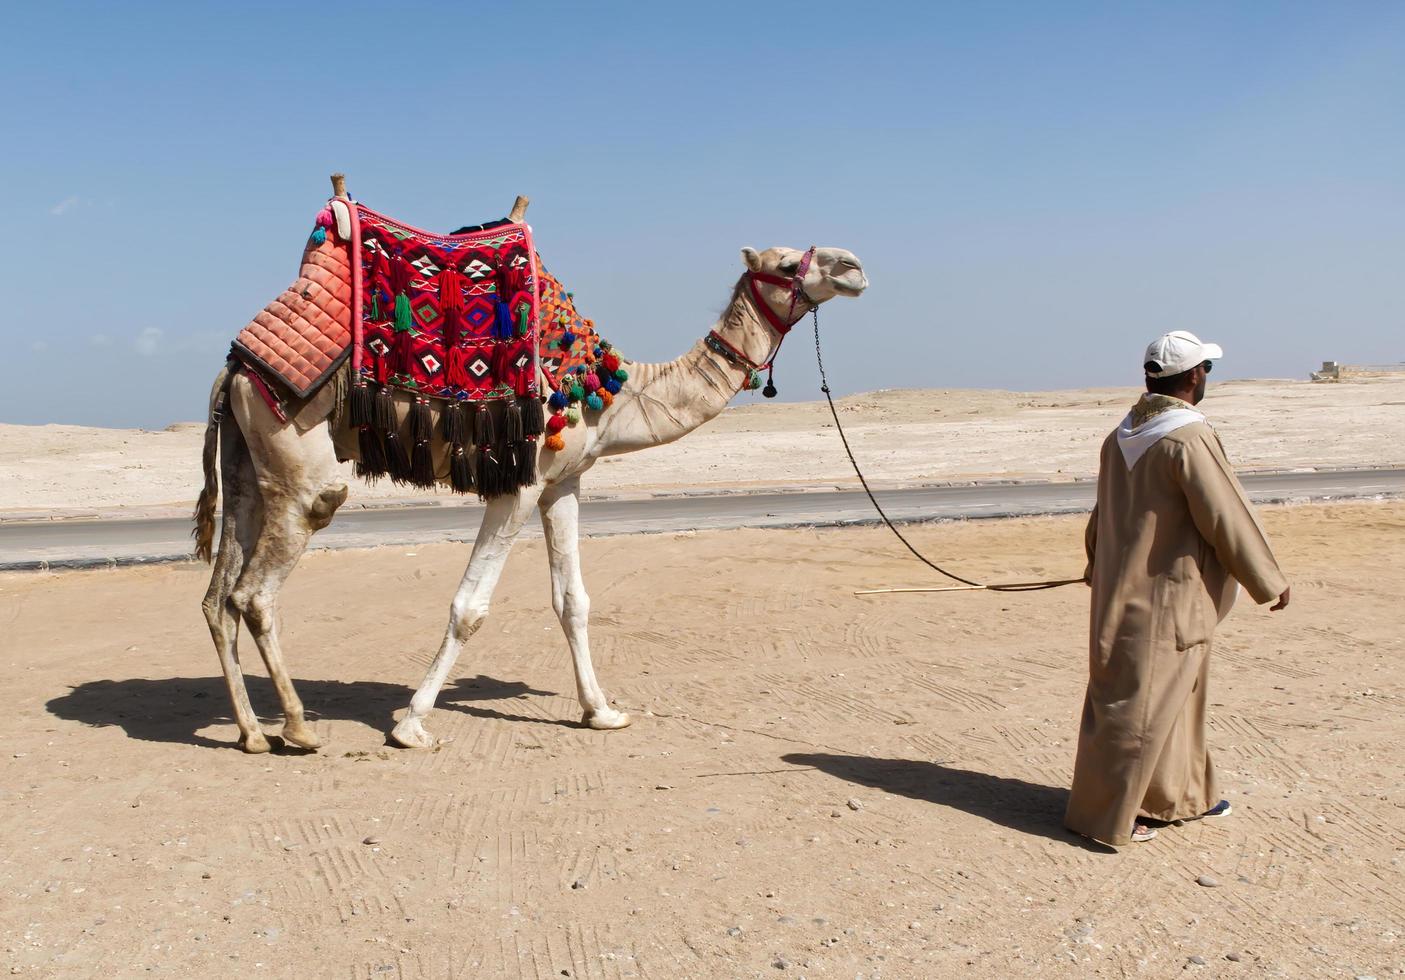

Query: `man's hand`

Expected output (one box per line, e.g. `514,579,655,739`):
1270,586,1291,611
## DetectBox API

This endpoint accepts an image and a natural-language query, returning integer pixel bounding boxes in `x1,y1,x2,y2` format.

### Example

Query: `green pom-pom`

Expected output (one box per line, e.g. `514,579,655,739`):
570,384,585,401
565,406,581,424
614,368,628,382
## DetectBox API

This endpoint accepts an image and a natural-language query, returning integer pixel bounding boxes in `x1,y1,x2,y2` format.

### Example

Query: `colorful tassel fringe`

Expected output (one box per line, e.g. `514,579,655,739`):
347,382,544,500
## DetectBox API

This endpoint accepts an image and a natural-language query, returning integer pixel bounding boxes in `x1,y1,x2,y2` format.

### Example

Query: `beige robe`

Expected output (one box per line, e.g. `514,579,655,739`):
1064,400,1287,846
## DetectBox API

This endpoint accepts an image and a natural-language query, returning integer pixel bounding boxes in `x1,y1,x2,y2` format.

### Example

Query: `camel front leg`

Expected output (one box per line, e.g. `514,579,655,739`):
389,484,544,749
539,479,631,730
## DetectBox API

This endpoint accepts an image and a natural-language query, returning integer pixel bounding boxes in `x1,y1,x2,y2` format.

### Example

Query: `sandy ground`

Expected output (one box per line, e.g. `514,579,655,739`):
3,377,1404,518
2,501,1401,977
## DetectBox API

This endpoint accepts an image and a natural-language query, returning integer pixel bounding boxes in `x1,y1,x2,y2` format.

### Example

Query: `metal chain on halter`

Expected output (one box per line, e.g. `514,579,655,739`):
810,309,1082,593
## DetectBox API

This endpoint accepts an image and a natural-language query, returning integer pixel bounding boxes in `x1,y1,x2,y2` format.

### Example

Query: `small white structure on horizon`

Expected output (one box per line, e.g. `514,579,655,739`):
1311,360,1405,381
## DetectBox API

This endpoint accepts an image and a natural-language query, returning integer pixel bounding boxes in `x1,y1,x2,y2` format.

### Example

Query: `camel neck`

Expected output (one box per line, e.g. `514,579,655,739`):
592,281,780,455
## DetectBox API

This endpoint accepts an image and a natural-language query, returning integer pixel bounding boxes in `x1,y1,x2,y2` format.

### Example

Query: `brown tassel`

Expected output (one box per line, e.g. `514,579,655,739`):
519,395,545,437
409,396,433,445
504,399,524,443
350,382,375,427
411,438,436,487
472,403,494,448
443,400,468,445
441,398,458,440
512,438,537,487
373,386,396,432
356,426,388,482
477,444,502,499
449,445,475,493
384,430,412,483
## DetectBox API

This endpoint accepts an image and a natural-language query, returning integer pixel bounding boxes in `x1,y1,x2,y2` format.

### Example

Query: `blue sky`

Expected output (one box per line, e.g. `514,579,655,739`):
2,1,1402,428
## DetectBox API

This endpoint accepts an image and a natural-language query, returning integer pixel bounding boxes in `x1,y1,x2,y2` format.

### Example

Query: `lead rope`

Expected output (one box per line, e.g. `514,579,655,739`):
811,309,1083,593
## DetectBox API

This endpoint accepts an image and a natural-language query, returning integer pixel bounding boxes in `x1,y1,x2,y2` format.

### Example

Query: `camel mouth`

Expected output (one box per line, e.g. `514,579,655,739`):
828,274,868,297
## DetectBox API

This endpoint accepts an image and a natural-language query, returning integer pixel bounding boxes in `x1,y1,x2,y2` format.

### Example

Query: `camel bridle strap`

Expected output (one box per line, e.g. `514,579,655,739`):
704,330,768,372
706,247,818,399
747,245,818,337
809,307,1083,594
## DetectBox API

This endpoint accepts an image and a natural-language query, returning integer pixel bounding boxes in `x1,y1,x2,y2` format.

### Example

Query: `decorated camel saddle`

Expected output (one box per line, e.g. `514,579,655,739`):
231,189,627,498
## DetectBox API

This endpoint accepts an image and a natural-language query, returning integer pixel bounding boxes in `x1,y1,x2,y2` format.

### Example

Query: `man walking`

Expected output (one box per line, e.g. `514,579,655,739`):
1065,331,1290,846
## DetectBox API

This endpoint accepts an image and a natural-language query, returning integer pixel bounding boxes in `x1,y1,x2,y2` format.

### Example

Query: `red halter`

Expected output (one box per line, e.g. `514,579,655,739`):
746,245,817,336
706,247,817,398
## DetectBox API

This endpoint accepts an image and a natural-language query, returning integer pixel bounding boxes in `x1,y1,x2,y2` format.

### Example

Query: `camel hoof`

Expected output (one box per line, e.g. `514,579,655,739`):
389,716,436,749
582,707,632,731
281,725,323,750
241,732,272,754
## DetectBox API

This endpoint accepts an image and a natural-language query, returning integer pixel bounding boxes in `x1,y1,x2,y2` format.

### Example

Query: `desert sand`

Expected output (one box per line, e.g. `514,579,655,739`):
3,377,1403,519
2,502,1402,977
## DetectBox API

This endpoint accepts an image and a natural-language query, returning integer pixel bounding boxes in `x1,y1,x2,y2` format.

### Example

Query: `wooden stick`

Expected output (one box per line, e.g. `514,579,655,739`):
855,586,987,595
330,173,349,200
855,577,1083,596
508,195,530,222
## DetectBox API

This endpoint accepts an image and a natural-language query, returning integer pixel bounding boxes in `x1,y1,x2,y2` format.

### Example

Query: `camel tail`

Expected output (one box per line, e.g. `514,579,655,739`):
193,363,234,563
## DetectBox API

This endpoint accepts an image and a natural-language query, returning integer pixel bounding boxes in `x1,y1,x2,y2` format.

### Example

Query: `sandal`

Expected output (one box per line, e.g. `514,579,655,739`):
1130,823,1158,842
1202,800,1232,818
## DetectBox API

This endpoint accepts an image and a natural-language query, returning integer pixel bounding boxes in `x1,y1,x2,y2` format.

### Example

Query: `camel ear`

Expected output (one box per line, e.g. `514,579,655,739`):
740,247,762,272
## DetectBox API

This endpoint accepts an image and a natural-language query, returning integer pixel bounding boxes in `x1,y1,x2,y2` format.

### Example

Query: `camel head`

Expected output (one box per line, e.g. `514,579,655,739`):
741,246,869,313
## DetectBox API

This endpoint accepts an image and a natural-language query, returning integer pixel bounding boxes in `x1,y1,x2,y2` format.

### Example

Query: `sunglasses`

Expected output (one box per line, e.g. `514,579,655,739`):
1201,361,1213,374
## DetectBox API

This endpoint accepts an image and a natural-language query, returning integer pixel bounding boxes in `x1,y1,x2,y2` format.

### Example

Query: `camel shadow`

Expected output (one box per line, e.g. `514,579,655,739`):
782,752,1113,852
45,674,559,751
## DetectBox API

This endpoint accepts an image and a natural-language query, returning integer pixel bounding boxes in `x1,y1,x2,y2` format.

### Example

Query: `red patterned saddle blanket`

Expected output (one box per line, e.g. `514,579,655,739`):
231,199,625,498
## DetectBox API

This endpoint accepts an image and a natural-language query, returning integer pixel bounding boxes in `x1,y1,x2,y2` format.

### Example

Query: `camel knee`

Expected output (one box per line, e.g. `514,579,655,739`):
554,585,589,630
448,597,489,641
231,589,275,634
307,482,347,531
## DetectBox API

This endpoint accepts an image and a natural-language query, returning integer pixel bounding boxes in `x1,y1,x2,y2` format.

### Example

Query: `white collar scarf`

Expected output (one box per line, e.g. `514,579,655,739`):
1115,394,1204,470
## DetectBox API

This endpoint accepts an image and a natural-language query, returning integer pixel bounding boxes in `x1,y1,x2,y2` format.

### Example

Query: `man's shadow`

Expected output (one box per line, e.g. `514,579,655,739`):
46,674,563,751
782,752,1113,852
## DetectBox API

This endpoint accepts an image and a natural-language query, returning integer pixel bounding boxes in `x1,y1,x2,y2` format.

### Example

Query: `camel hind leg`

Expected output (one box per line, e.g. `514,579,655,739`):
226,373,347,751
201,411,271,752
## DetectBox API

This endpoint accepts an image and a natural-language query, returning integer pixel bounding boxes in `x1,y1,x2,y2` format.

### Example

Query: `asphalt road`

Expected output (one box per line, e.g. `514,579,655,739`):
3,468,1402,571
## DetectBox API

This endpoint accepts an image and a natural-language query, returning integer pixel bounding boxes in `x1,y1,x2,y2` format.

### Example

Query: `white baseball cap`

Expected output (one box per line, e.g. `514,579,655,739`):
1143,330,1223,378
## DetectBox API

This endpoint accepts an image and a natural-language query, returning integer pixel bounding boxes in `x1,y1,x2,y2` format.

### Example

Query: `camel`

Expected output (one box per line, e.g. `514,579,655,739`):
194,194,867,753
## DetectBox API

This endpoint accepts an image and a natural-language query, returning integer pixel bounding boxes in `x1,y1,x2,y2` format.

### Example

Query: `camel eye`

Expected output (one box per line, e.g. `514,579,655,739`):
778,260,799,274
